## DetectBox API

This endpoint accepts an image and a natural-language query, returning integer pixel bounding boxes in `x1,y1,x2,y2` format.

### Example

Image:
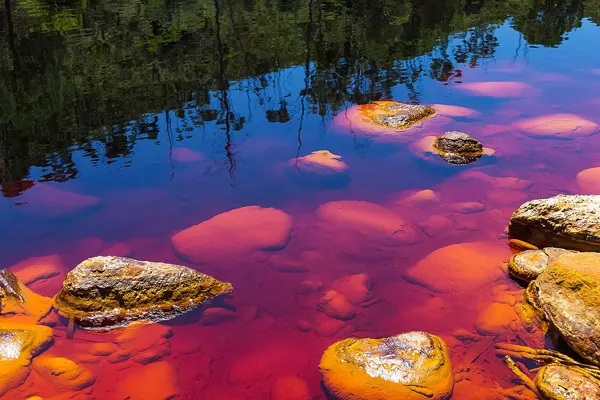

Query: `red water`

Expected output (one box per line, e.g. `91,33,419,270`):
4,23,600,400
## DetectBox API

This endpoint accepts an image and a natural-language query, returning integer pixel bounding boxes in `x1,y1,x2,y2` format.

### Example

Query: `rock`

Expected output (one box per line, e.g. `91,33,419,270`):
508,195,600,251
405,242,507,293
515,114,599,139
0,324,53,396
401,190,441,207
412,136,493,166
319,332,454,400
296,320,312,333
271,376,311,400
313,314,353,337
32,356,95,391
418,215,453,237
268,255,309,273
1,270,53,324
331,274,372,304
535,364,600,400
508,250,549,282
576,167,600,194
290,150,349,175
435,131,483,153
508,239,539,251
315,200,419,243
202,308,237,325
296,280,323,294
432,104,479,118
361,101,436,129
448,202,485,214
474,302,517,335
533,252,600,366
459,81,531,98
172,148,203,162
10,255,64,286
116,323,171,364
171,206,294,263
89,342,118,356
116,361,179,400
53,256,232,329
319,290,355,320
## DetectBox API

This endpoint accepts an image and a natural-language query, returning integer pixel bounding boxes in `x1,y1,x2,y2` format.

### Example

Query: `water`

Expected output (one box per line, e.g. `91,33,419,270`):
2,0,600,398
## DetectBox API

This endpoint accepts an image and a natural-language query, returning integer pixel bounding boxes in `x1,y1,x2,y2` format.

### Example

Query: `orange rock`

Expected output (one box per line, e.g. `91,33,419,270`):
271,376,311,400
418,215,453,237
171,206,294,263
459,81,531,97
319,290,355,320
515,114,599,139
405,242,508,293
290,150,349,174
474,302,518,335
17,183,100,218
576,167,600,194
313,313,352,337
319,332,454,400
10,255,64,285
315,201,418,243
32,356,95,391
116,361,179,400
172,147,203,162
394,190,441,209
432,104,479,118
89,342,118,356
448,202,485,214
331,274,372,304
0,324,53,396
0,272,53,325
115,323,171,365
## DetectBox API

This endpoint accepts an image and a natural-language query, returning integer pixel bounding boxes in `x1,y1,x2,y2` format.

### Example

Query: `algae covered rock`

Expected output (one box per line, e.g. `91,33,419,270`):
54,256,233,329
319,331,453,400
533,252,600,366
508,195,600,251
0,324,53,396
368,101,436,129
535,364,600,400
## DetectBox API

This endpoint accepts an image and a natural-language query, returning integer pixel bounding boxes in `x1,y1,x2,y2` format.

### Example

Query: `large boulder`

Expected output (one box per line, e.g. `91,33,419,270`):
533,252,600,366
171,206,293,263
319,331,453,400
0,324,53,396
535,364,600,400
53,256,233,329
508,195,600,251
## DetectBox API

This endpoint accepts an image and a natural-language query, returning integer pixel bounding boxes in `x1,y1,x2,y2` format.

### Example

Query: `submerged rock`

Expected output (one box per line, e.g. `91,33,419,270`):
458,81,531,98
508,195,600,251
288,150,350,188
0,324,53,396
533,252,600,366
171,206,294,263
33,356,95,391
319,331,453,400
535,364,600,400
515,114,599,139
53,256,233,329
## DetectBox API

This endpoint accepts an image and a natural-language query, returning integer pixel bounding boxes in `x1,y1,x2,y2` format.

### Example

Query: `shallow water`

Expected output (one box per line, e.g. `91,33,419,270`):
2,0,600,398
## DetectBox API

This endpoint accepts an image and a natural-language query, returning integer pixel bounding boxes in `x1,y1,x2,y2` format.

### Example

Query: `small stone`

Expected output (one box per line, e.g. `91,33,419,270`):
297,320,312,333
435,132,483,153
508,250,549,282
319,332,454,400
331,274,372,304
